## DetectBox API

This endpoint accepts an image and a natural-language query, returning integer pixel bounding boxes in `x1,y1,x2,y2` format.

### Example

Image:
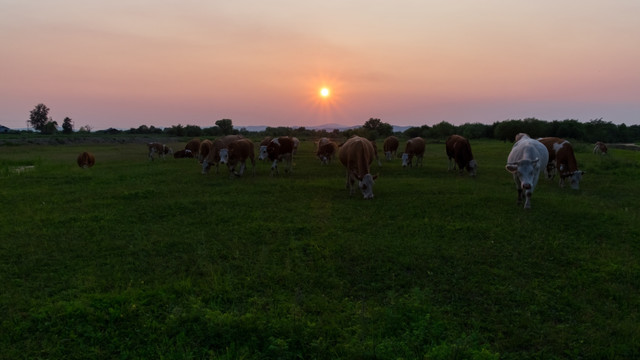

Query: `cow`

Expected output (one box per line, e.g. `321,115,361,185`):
401,137,426,167
383,136,399,161
593,141,608,155
505,133,549,209
316,137,338,165
538,137,584,190
173,149,194,158
202,135,243,174
185,138,201,160
226,138,255,176
198,139,213,164
257,137,273,161
147,142,173,160
77,152,95,168
267,136,295,175
445,135,477,176
339,136,377,199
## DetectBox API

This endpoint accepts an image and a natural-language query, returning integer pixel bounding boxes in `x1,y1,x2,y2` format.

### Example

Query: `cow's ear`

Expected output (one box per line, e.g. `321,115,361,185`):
351,170,362,181
373,173,379,180
505,164,518,173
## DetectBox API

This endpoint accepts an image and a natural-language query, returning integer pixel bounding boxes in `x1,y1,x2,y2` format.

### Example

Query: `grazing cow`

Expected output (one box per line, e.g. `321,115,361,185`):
401,137,426,167
339,136,377,199
446,135,477,176
77,152,95,168
227,138,255,176
147,142,173,160
538,137,584,190
185,138,201,159
257,137,273,161
505,133,549,209
383,136,399,161
198,139,213,164
267,136,295,175
316,137,338,165
593,141,608,155
173,149,194,158
202,135,243,174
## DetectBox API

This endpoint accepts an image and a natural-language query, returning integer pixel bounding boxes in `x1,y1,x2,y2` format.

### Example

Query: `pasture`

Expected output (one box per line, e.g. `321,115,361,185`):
1,137,638,359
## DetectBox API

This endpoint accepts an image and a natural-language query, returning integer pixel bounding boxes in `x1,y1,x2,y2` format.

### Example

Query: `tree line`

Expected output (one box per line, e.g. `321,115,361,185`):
22,103,640,143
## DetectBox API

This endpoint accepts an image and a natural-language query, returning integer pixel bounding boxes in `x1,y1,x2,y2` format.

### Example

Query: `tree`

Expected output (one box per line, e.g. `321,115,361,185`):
29,103,50,131
62,117,73,134
41,120,58,135
363,118,393,138
215,119,234,135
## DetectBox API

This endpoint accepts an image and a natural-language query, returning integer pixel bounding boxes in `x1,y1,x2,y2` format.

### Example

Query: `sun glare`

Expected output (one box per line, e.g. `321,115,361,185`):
320,87,330,97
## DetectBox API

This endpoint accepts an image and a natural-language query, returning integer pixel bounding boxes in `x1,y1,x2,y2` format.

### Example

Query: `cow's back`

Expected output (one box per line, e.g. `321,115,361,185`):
509,137,549,170
405,137,425,155
383,136,399,152
339,136,374,176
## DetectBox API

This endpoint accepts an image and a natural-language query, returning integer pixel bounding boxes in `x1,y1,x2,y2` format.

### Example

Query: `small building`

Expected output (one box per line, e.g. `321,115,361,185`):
0,125,11,133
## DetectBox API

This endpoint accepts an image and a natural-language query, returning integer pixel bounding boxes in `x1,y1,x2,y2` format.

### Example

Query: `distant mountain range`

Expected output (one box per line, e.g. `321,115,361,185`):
238,123,413,133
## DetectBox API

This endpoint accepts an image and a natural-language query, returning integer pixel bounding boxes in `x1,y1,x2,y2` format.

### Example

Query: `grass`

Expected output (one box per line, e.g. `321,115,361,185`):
0,138,639,359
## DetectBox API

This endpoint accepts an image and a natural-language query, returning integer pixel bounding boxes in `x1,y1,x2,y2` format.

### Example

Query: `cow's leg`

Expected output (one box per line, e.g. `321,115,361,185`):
270,159,279,176
201,160,210,174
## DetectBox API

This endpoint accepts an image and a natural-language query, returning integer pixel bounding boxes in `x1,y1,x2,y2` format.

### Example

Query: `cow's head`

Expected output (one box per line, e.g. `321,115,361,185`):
401,153,411,167
467,159,478,177
353,172,377,199
506,158,539,191
258,145,268,160
218,148,229,164
560,167,585,190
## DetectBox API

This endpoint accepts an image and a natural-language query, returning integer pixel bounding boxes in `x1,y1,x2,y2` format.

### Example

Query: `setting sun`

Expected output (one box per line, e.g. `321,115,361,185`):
320,87,330,97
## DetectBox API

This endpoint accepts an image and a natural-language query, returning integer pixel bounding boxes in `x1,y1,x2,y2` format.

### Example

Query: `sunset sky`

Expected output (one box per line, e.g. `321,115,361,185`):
2,0,639,130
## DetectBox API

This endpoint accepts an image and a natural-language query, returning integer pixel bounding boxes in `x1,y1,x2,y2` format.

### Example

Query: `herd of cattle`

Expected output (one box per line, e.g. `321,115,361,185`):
76,134,609,207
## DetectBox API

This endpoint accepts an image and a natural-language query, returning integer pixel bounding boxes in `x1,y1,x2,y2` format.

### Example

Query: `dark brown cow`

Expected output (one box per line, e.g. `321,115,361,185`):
538,137,584,190
227,138,255,176
339,136,377,199
401,137,425,167
77,152,95,168
316,137,338,165
202,135,244,174
446,135,477,176
147,142,173,160
173,149,194,158
267,136,295,175
185,138,201,159
594,141,608,155
383,136,399,161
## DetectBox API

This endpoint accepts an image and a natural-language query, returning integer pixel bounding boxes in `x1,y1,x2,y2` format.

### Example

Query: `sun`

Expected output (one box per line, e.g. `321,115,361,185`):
320,87,330,97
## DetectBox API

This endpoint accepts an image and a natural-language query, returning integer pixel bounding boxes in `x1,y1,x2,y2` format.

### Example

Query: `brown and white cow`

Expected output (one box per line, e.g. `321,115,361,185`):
401,137,425,167
198,139,213,164
593,141,608,155
506,133,549,209
446,135,477,176
147,142,173,160
257,136,273,161
267,136,295,175
538,137,584,190
185,138,201,160
383,136,399,161
339,136,377,199
173,149,194,158
226,138,255,177
77,152,95,168
202,135,243,174
316,137,338,165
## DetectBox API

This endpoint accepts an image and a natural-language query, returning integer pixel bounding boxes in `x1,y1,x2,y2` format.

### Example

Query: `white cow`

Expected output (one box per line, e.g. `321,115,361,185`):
505,133,549,209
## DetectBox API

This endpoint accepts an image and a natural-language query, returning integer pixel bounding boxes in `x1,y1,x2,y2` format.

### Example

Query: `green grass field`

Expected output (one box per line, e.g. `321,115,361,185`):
1,138,638,359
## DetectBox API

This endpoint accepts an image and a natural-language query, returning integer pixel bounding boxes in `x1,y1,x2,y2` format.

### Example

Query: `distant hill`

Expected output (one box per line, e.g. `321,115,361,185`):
237,123,413,133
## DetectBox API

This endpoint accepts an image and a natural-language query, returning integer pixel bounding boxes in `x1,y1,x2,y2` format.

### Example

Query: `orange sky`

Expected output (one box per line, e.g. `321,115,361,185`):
1,0,639,130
